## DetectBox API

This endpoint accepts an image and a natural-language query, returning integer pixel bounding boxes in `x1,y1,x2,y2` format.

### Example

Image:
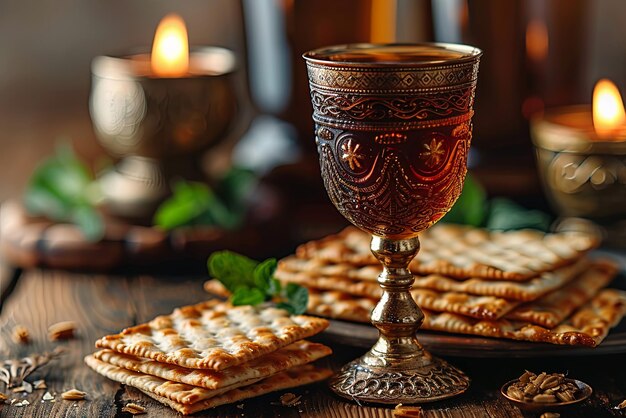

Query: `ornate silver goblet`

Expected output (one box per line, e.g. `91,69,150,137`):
303,43,482,404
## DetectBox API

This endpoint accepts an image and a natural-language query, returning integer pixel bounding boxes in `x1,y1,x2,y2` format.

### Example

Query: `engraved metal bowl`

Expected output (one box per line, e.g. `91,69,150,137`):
501,378,592,413
90,47,238,158
89,47,239,217
531,106,626,221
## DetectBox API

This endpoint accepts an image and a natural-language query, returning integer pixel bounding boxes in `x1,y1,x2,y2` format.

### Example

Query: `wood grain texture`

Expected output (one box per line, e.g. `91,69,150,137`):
0,269,134,418
1,270,625,417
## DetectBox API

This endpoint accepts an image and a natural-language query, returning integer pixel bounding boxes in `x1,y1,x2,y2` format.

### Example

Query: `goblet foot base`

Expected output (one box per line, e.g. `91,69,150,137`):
329,352,470,404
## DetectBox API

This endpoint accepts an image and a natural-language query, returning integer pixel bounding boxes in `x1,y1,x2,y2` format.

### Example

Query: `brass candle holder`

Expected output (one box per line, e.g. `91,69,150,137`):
303,43,482,404
531,106,626,219
90,48,238,219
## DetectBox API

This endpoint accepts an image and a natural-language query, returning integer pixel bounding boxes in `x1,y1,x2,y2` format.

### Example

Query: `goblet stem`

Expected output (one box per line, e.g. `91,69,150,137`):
329,235,471,404
369,236,428,365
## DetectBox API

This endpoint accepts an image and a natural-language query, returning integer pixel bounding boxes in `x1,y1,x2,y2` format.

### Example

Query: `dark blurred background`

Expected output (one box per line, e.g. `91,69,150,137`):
0,0,624,210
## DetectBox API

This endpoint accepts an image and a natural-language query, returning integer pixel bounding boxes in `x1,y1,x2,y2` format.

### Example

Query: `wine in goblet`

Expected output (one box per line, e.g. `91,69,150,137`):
303,43,482,404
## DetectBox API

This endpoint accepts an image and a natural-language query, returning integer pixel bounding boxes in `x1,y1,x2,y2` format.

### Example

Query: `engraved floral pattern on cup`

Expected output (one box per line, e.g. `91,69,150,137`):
317,125,469,239
421,137,446,169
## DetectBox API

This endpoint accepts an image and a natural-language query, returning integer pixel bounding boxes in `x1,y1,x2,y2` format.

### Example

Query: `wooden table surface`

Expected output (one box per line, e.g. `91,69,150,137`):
1,266,626,418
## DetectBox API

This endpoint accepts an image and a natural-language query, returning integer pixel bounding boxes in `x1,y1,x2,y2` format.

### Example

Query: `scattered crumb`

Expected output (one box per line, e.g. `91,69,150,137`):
12,381,33,394
540,413,560,418
61,389,87,400
279,393,302,406
11,325,30,344
10,398,17,405
236,404,244,409
615,399,626,409
33,379,47,390
393,403,423,417
15,399,30,407
48,321,77,341
121,402,147,415
42,392,54,401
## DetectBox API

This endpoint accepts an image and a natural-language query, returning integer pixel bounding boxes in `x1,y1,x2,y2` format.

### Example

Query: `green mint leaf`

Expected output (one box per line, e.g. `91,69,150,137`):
486,198,551,231
24,186,71,222
269,278,282,295
231,287,265,306
253,258,277,296
207,251,306,312
25,145,93,216
71,204,105,242
46,145,92,199
153,179,243,231
284,283,308,315
441,173,487,226
24,144,103,241
208,251,258,293
217,167,256,211
205,199,239,230
274,302,296,315
215,167,257,229
153,181,214,230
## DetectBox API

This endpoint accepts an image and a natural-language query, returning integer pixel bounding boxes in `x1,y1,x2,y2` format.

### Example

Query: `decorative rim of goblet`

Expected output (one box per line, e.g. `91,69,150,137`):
302,42,482,68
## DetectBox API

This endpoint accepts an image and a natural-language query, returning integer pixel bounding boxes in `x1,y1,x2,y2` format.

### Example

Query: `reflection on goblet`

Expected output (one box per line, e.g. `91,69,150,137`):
304,43,482,404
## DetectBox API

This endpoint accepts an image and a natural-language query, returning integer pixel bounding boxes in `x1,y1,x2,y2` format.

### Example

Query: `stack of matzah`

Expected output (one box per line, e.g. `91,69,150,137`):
85,300,331,415
205,224,626,347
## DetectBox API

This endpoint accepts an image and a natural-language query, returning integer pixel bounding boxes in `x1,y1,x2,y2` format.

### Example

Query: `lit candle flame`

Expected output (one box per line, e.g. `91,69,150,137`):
151,14,189,77
593,79,625,139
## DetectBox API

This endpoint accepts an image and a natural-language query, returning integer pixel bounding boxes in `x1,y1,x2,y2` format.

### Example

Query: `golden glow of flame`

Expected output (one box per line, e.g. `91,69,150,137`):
526,19,549,62
593,79,626,139
151,14,189,77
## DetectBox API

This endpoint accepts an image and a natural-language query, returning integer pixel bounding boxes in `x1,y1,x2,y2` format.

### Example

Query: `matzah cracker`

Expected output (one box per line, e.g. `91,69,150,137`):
93,340,331,390
85,355,332,415
277,258,589,302
205,279,518,320
95,300,328,371
411,289,519,320
137,366,332,415
278,256,382,282
424,289,626,346
307,289,376,322
274,273,519,319
275,270,381,296
86,354,259,405
505,259,618,327
296,225,598,280
203,279,233,298
203,281,375,323
412,259,589,301
301,287,626,347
